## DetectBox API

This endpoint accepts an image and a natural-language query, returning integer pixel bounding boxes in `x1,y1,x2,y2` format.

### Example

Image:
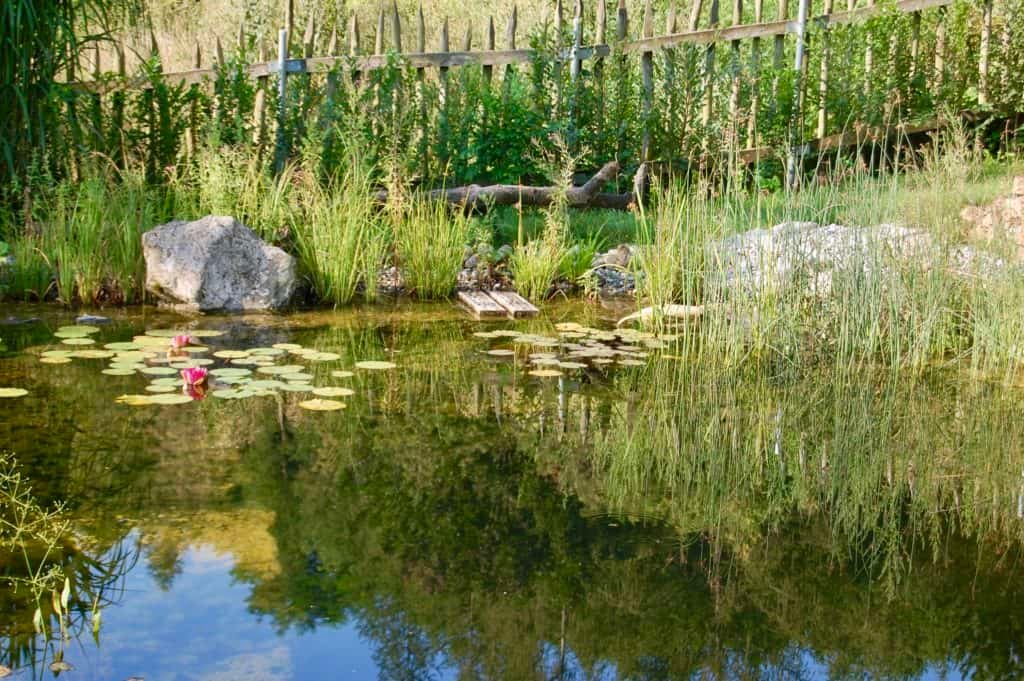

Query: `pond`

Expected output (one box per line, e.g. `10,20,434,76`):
0,302,1022,681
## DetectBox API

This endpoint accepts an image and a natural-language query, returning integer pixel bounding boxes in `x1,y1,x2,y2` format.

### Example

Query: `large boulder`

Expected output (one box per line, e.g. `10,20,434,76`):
143,216,296,311
706,221,1001,300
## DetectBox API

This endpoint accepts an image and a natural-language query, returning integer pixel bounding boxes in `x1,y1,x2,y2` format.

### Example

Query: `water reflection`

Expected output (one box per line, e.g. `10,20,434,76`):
0,304,1022,679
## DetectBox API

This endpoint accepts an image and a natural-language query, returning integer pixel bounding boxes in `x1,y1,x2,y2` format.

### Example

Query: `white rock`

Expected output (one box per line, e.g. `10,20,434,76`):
143,216,296,311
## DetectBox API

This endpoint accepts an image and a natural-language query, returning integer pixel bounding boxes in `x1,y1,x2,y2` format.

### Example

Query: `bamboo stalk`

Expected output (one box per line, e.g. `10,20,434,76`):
786,0,810,189
932,5,946,89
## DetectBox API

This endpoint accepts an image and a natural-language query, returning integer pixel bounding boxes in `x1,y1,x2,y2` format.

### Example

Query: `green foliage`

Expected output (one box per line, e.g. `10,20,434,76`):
391,190,473,299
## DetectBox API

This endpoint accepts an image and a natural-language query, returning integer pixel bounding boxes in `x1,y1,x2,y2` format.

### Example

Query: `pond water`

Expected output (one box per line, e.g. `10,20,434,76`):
0,302,1022,681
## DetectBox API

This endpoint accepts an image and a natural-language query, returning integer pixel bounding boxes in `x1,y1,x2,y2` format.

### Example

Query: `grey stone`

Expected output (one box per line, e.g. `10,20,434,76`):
707,221,1005,300
76,314,111,324
464,254,480,270
592,244,634,268
143,216,296,312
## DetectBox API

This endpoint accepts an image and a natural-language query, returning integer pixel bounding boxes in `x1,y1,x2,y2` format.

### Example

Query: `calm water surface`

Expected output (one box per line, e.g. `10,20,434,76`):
0,302,1022,680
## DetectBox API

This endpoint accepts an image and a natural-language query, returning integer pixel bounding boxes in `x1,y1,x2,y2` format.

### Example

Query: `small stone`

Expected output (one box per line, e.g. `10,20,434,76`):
76,314,111,324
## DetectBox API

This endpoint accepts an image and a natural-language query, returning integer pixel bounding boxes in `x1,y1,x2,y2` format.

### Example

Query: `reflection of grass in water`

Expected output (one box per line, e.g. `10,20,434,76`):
586,358,1024,593
0,452,139,674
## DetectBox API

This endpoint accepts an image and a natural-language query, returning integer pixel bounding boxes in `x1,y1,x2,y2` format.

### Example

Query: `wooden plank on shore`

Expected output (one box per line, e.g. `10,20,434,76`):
487,291,540,318
458,291,508,319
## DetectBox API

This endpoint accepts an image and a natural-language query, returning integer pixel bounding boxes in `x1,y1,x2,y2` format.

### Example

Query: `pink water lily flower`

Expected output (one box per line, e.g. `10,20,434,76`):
171,334,193,349
180,366,208,386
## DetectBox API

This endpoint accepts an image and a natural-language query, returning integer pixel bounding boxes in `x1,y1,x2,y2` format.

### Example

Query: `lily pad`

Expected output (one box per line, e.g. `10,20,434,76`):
355,361,397,370
304,351,341,362
104,342,143,351
528,369,563,378
485,349,516,357
256,365,305,375
150,377,183,386
140,367,178,376
170,358,214,368
0,388,28,398
330,370,355,379
557,361,588,370
312,386,356,397
39,356,72,364
61,337,95,346
145,384,178,393
69,350,115,359
102,368,137,376
54,329,91,339
618,359,645,366
248,347,285,356
247,379,287,390
115,394,153,406
41,350,73,358
147,393,194,405
108,362,146,370
298,398,346,411
213,350,250,359
272,343,304,351
283,372,315,382
210,367,252,377
278,383,314,392
59,324,99,334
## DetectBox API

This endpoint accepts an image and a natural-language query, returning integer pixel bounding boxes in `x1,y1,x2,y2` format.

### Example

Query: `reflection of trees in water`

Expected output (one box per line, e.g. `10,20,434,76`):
5,315,1024,678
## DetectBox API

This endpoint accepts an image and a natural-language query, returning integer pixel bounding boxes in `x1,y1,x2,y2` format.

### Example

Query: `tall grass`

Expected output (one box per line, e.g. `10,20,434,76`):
391,195,472,299
292,161,389,305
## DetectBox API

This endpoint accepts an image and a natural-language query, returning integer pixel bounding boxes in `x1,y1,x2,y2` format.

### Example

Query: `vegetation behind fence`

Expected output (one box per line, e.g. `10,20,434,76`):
5,0,1022,195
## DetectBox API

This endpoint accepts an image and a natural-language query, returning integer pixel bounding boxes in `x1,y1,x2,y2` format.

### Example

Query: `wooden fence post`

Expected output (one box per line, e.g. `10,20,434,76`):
113,42,127,168
504,6,518,91
186,42,200,158
786,0,810,190
571,0,584,82
864,0,875,97
663,5,678,149
641,0,655,161
817,0,833,139
146,30,161,181
772,0,789,110
439,17,450,162
89,44,103,153
748,0,763,147
933,6,946,90
484,17,496,85
701,0,720,127
979,0,992,106
253,36,269,153
273,27,289,174
391,1,403,52
285,0,294,54
555,0,565,118
729,0,744,147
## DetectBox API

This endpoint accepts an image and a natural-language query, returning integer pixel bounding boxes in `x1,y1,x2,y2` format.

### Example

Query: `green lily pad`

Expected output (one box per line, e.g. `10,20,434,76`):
304,352,341,362
312,386,355,397
210,368,252,377
115,394,152,406
61,337,95,346
298,398,346,411
272,343,304,351
278,383,314,392
41,350,73,358
528,369,563,377
0,388,28,398
150,377,182,386
485,349,516,357
145,384,178,393
105,342,143,351
147,393,194,405
69,350,115,359
248,347,285,356
283,372,314,382
355,361,397,370
213,350,250,359
102,368,137,376
331,370,355,379
54,329,91,339
58,324,99,334
109,362,146,370
39,356,72,364
140,367,178,376
256,365,305,375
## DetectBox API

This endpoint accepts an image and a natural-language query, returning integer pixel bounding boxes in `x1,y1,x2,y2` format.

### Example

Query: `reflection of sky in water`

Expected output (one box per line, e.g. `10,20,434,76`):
66,543,385,681
53,538,972,681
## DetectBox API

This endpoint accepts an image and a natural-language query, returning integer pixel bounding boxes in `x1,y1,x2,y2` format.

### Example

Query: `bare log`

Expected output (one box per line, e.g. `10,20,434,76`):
374,161,634,211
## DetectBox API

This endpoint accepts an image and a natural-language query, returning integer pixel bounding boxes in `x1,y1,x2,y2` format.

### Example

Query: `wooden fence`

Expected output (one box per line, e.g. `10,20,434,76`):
70,0,1015,186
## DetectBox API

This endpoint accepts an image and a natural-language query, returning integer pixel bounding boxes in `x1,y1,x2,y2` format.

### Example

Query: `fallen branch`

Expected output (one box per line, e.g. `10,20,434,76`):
374,161,637,211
